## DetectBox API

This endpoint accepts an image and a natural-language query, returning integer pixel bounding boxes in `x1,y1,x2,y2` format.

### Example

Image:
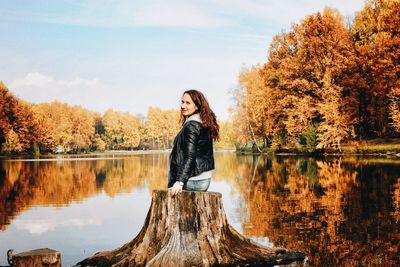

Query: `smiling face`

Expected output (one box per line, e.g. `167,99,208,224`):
181,93,198,117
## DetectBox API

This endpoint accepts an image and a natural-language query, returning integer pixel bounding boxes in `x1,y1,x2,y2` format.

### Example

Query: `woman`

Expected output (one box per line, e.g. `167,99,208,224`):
168,89,219,197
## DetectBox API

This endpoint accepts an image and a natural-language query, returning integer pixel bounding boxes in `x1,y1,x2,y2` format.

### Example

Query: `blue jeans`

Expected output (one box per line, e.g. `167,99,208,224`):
168,171,211,192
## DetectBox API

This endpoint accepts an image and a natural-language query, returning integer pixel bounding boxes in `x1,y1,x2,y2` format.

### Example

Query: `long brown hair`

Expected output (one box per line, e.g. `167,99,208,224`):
180,89,219,141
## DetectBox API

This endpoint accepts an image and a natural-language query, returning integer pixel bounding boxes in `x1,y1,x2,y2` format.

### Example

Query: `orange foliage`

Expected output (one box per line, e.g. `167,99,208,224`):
0,155,170,231
352,0,400,137
102,109,141,150
0,153,398,266
222,156,400,266
0,82,39,153
233,1,399,149
144,107,180,150
0,81,183,154
32,102,96,152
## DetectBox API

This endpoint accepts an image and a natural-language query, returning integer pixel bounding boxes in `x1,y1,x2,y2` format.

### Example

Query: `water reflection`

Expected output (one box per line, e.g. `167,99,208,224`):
0,154,169,231
232,156,400,266
0,153,399,266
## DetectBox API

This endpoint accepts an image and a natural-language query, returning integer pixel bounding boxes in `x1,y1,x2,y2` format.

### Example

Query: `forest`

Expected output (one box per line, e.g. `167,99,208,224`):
231,0,399,152
0,80,237,154
0,0,399,154
0,81,185,154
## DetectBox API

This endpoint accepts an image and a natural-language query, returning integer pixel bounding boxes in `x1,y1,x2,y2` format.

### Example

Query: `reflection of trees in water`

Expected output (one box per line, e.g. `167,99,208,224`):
139,153,169,192
1,154,399,266
0,155,170,231
393,177,400,223
231,156,400,266
0,160,100,230
101,158,143,197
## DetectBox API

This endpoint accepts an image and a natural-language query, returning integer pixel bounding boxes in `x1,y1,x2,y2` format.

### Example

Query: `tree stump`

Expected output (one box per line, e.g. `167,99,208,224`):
12,248,61,267
78,190,305,266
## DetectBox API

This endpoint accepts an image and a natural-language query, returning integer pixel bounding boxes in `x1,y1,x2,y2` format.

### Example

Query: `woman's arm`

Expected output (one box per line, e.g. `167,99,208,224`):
177,121,201,184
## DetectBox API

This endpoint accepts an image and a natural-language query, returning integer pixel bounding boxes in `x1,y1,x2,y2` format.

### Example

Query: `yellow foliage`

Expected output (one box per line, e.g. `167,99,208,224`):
32,102,96,152
145,107,180,149
102,109,141,149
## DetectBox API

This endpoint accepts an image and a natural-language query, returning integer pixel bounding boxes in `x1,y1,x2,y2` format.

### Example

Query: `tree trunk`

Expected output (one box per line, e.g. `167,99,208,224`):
11,248,61,267
77,190,305,267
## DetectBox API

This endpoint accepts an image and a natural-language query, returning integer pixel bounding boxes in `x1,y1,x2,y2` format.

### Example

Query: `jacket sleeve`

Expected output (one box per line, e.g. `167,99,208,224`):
177,122,201,184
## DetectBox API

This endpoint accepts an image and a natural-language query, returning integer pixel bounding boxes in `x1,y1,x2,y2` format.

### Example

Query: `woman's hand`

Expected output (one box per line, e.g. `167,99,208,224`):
169,181,183,197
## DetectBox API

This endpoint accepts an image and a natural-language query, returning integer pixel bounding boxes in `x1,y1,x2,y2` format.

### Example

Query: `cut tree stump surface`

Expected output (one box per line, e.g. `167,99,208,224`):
12,248,61,267
78,190,305,266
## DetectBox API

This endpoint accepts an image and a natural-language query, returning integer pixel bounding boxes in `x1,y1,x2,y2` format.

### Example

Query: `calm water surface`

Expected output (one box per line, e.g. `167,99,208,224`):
0,152,399,266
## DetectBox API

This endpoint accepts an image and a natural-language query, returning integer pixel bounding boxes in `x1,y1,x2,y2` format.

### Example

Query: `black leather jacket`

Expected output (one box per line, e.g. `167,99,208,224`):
169,120,214,186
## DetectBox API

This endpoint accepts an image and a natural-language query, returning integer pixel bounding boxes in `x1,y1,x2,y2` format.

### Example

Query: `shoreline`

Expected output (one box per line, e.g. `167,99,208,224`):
236,151,400,158
1,139,400,159
1,148,400,159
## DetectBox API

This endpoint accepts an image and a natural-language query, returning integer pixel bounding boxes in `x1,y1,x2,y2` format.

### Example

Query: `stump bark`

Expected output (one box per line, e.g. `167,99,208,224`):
12,248,61,267
78,190,305,267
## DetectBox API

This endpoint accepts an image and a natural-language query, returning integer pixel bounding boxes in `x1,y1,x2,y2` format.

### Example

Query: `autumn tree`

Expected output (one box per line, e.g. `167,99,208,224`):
2,129,22,153
0,82,38,153
0,82,15,147
69,106,96,152
260,22,316,147
32,102,72,151
237,8,356,150
232,1,400,150
145,107,161,149
215,120,236,149
352,0,400,137
102,109,141,150
239,66,276,148
32,102,96,152
389,88,400,132
261,32,301,148
164,109,181,148
317,73,355,150
229,86,252,149
292,8,355,149
145,107,180,150
119,112,141,149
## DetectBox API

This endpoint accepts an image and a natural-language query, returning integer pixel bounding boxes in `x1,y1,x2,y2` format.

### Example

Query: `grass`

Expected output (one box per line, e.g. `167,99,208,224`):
341,144,400,154
236,138,400,156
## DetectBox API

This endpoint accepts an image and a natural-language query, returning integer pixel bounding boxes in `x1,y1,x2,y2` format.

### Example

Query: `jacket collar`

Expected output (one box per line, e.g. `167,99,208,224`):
184,113,202,124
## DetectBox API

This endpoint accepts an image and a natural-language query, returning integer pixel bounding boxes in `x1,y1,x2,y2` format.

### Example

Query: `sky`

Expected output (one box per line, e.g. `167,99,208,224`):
0,0,366,120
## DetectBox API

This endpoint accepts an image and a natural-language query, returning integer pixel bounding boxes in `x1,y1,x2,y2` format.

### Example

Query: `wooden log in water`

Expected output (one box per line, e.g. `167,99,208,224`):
78,190,305,267
12,248,61,267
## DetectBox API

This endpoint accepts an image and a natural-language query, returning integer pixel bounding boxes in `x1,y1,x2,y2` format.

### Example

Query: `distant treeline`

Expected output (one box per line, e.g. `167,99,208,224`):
0,82,235,154
0,82,185,154
231,0,399,152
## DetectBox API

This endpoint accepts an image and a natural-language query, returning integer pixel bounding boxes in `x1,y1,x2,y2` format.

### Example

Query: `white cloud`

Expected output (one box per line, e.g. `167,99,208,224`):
14,218,101,235
7,52,244,120
10,72,103,95
9,72,111,112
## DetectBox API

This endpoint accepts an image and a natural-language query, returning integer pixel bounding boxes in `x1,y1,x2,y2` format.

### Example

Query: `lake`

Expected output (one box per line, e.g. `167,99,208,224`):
0,152,399,266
